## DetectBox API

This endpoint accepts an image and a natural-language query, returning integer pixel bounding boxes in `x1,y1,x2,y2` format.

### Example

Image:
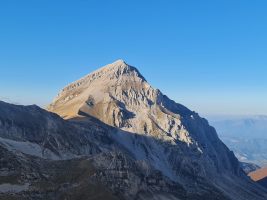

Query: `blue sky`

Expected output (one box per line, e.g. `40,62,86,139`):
0,0,266,115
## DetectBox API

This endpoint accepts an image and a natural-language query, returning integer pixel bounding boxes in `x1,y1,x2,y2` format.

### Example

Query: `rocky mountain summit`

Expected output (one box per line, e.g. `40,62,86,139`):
1,60,267,200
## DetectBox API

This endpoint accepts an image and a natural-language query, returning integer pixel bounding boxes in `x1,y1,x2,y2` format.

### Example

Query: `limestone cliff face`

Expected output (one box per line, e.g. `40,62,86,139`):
48,60,239,178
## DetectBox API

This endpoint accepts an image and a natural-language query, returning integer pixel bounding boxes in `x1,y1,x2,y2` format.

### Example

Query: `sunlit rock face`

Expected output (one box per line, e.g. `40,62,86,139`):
48,60,195,145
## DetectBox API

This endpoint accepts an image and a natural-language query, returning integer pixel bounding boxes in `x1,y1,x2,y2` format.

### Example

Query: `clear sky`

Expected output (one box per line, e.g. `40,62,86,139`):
0,0,266,115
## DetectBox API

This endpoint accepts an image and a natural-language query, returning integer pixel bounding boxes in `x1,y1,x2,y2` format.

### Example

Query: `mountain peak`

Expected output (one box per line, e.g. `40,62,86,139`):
3,60,267,200
98,59,127,71
94,59,145,81
113,59,126,64
45,61,267,200
47,60,147,118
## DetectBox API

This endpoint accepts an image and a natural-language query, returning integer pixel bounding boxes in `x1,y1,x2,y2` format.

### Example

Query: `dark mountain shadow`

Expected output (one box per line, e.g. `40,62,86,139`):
70,114,267,199
257,177,267,189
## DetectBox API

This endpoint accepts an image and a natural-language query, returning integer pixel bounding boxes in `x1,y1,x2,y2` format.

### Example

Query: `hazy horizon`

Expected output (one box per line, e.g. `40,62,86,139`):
1,1,266,115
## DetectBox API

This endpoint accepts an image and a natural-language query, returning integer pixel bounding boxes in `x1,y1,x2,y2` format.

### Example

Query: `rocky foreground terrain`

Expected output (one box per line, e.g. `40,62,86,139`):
1,60,267,200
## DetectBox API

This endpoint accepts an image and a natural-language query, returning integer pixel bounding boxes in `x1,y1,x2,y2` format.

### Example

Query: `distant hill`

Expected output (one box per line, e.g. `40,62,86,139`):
208,115,267,167
249,167,267,189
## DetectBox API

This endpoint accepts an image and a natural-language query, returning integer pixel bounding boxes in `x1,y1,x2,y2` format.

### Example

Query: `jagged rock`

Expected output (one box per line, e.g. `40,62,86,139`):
240,162,261,174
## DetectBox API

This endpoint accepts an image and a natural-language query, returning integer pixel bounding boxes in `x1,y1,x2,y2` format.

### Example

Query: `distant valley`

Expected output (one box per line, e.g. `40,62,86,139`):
208,115,267,167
